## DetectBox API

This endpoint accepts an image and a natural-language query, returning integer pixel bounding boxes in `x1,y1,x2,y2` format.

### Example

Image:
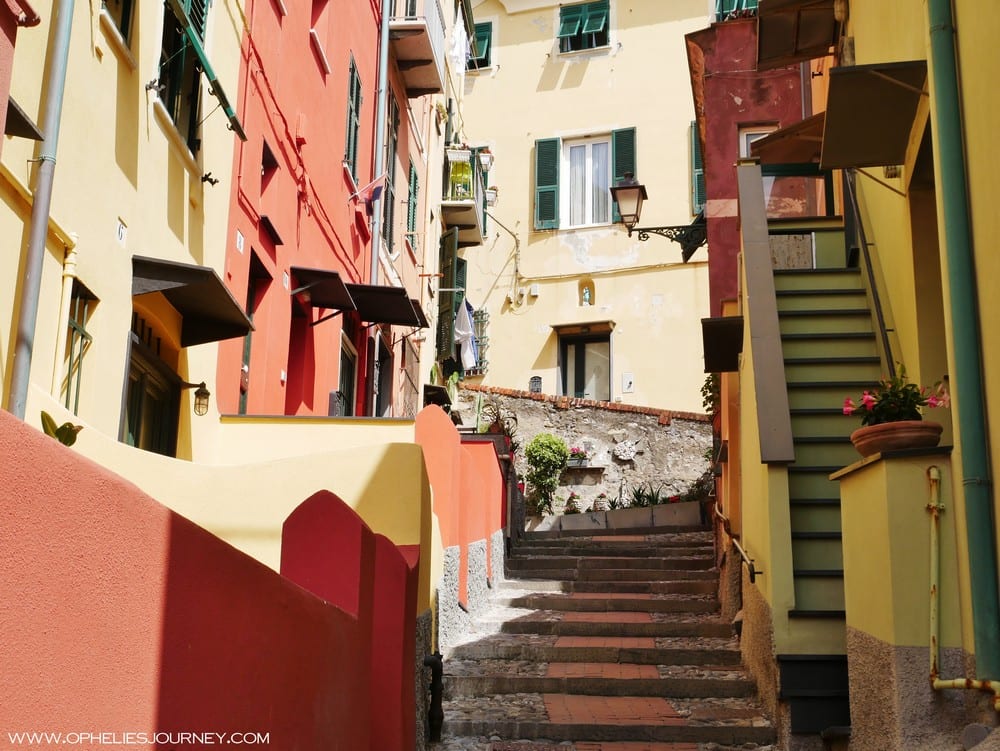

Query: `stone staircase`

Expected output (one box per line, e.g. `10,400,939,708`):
437,526,777,750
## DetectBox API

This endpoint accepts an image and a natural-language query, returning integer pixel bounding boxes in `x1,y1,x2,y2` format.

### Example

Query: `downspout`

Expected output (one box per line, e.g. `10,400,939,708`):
370,0,392,285
50,241,78,395
927,0,1000,678
927,466,1000,709
6,0,75,419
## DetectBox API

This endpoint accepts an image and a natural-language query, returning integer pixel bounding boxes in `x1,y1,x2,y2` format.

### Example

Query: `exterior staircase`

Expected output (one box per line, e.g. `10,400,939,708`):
773,266,879,732
437,525,777,750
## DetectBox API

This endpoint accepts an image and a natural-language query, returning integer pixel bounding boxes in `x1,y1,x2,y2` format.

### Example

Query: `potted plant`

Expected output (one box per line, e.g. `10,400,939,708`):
567,446,589,467
843,367,949,457
485,185,499,206
477,147,494,172
525,433,569,515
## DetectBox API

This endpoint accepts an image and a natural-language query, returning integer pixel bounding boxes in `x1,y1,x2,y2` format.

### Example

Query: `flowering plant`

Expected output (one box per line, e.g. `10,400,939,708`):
843,367,949,427
569,446,589,459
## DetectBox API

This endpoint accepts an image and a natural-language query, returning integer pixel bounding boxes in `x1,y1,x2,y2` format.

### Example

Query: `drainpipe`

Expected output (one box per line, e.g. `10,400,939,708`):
927,0,1000,679
927,466,1000,709
50,241,78,395
369,0,392,285
6,0,75,419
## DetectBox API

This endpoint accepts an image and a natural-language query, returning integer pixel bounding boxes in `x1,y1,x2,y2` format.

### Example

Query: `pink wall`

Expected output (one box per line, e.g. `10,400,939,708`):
416,407,506,604
0,410,420,750
687,19,804,316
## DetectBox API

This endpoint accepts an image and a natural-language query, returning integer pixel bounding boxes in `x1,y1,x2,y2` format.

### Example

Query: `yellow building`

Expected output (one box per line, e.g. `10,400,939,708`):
706,0,1000,746
453,0,711,413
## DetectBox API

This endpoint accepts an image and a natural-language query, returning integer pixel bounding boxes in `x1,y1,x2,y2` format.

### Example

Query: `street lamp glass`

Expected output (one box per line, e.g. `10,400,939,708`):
609,174,648,231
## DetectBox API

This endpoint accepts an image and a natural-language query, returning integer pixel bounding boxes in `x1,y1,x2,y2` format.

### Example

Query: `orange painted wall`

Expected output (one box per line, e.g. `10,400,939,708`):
0,410,394,750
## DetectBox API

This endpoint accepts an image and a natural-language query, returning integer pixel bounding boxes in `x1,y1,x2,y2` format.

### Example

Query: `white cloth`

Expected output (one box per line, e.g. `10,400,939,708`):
454,299,477,370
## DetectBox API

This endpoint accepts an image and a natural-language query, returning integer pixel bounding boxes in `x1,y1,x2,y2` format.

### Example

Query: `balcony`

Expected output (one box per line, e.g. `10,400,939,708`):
441,148,486,248
388,0,446,97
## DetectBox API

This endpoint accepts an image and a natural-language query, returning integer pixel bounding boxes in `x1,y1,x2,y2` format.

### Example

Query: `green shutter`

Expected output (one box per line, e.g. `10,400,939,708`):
472,22,492,67
534,138,560,230
557,6,583,37
691,121,705,214
582,2,608,34
436,229,459,361
407,161,418,233
611,127,636,224
454,257,468,315
345,57,362,181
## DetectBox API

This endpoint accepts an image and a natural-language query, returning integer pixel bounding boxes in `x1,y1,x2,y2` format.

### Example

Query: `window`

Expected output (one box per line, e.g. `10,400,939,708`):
469,22,492,69
558,1,609,54
382,94,400,252
345,56,363,182
715,0,758,22
465,309,490,376
337,334,357,416
123,315,181,456
103,0,135,43
691,121,705,215
560,333,611,401
157,0,211,153
436,228,459,361
534,127,635,231
63,281,96,415
407,160,419,241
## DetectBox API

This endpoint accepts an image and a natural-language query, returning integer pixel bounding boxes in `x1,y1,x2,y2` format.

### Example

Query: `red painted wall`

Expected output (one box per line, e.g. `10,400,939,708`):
687,19,805,316
0,411,374,750
217,0,425,417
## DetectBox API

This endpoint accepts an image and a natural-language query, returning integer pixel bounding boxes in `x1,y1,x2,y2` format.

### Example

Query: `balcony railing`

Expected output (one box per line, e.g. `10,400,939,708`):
441,149,486,248
388,0,447,97
715,0,758,22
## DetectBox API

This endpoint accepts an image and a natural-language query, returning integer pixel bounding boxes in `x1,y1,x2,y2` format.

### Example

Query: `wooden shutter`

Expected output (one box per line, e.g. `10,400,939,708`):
407,161,418,233
436,228,459,361
691,121,705,214
454,257,468,315
534,138,560,230
612,127,636,223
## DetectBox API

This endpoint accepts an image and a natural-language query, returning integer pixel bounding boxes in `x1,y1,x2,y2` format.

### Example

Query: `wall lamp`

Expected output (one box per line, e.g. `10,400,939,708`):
609,172,708,262
180,381,211,416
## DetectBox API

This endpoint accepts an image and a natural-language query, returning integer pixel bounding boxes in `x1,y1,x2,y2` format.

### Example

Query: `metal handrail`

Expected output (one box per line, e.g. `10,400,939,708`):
713,501,763,584
845,170,896,378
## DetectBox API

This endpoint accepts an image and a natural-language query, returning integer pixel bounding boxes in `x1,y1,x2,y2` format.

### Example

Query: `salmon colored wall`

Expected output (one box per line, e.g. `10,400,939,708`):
416,406,463,548
462,440,504,579
0,410,371,750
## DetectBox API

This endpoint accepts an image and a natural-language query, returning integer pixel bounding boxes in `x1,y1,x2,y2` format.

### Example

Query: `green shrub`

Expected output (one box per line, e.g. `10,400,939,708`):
525,433,569,515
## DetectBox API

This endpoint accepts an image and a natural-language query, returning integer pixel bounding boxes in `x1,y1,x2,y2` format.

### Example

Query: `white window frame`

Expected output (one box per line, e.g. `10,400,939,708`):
560,135,612,229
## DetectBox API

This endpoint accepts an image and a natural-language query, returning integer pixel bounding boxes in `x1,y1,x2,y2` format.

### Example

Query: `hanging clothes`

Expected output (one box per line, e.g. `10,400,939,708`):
454,298,478,371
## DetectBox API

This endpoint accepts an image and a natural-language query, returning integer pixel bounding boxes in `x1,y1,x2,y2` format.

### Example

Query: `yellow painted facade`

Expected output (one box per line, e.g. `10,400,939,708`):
459,0,710,412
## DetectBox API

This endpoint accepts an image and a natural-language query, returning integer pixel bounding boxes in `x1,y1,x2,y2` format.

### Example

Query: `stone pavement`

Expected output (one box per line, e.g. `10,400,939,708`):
435,527,777,751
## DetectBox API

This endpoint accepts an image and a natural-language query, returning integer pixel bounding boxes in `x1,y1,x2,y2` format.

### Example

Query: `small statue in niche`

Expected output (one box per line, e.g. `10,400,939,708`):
582,286,592,306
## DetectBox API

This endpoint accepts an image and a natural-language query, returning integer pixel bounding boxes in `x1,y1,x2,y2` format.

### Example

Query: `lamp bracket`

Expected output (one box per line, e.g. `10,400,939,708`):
628,214,708,262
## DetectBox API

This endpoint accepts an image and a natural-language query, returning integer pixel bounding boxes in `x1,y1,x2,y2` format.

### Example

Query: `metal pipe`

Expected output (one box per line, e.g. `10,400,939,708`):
713,501,762,584
50,242,78,395
927,466,1000,710
927,0,1000,678
6,0,75,419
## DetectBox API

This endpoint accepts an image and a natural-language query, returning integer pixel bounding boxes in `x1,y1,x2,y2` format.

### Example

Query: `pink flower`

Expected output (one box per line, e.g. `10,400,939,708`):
927,395,939,408
843,397,855,416
860,391,876,410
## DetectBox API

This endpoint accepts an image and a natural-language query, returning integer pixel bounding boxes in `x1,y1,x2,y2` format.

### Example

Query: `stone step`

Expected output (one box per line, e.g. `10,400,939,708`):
523,524,708,540
435,740,741,751
513,544,714,558
496,579,717,595
501,593,718,614
507,556,715,571
498,611,734,638
444,660,756,699
509,568,719,582
443,693,776,746
449,634,741,666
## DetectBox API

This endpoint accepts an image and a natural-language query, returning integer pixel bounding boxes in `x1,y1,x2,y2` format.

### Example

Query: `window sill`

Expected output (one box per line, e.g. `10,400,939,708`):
99,10,136,70
310,29,332,75
467,64,495,74
152,99,200,178
557,44,612,59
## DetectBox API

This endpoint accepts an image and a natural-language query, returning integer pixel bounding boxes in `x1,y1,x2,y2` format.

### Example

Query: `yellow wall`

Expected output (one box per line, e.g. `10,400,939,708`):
461,0,710,412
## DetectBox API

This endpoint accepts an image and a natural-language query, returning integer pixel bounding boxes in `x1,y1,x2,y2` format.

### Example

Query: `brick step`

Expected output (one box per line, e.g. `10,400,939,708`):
495,579,717,595
499,613,734,638
523,525,708,540
513,544,714,558
442,694,775,746
449,636,741,666
444,665,755,699
507,556,714,571
501,593,718,614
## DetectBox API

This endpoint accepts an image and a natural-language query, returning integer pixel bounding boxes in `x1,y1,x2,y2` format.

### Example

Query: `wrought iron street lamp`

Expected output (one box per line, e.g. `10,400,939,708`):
609,173,707,262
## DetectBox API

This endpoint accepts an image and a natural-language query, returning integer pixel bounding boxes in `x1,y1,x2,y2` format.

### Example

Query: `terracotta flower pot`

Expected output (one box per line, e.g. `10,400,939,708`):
849,420,943,458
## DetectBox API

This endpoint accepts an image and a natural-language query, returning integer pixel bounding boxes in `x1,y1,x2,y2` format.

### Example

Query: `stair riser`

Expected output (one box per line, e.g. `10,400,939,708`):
449,645,742,665
507,557,714,571
777,292,868,311
779,315,873,336
793,442,858,467
441,721,776,745
792,412,858,435
504,598,719,614
792,538,844,570
774,270,862,291
788,471,841,498
508,569,718,582
787,383,875,410
783,337,877,360
793,576,846,611
785,360,882,382
790,504,843,532
514,545,713,557
444,676,754,699
500,622,734,638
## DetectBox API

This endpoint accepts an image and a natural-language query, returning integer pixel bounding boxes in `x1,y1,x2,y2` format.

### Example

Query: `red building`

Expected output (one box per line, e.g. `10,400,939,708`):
218,0,457,418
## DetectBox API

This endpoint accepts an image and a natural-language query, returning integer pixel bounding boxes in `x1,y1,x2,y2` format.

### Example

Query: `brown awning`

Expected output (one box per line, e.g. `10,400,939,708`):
132,256,253,347
5,96,42,140
346,283,424,327
750,113,825,164
702,316,744,372
551,319,615,336
409,299,429,329
290,266,356,310
820,60,927,169
757,0,840,71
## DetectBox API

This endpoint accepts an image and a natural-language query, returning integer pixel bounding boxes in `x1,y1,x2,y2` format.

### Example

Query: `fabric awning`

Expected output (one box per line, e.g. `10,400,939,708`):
750,113,825,164
757,0,840,71
5,96,42,140
132,256,253,346
702,316,744,372
290,266,356,310
820,60,927,169
345,283,425,327
409,299,429,329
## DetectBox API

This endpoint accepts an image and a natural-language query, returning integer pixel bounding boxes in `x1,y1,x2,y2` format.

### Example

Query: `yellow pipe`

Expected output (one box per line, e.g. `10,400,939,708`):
51,242,79,396
927,465,1000,711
